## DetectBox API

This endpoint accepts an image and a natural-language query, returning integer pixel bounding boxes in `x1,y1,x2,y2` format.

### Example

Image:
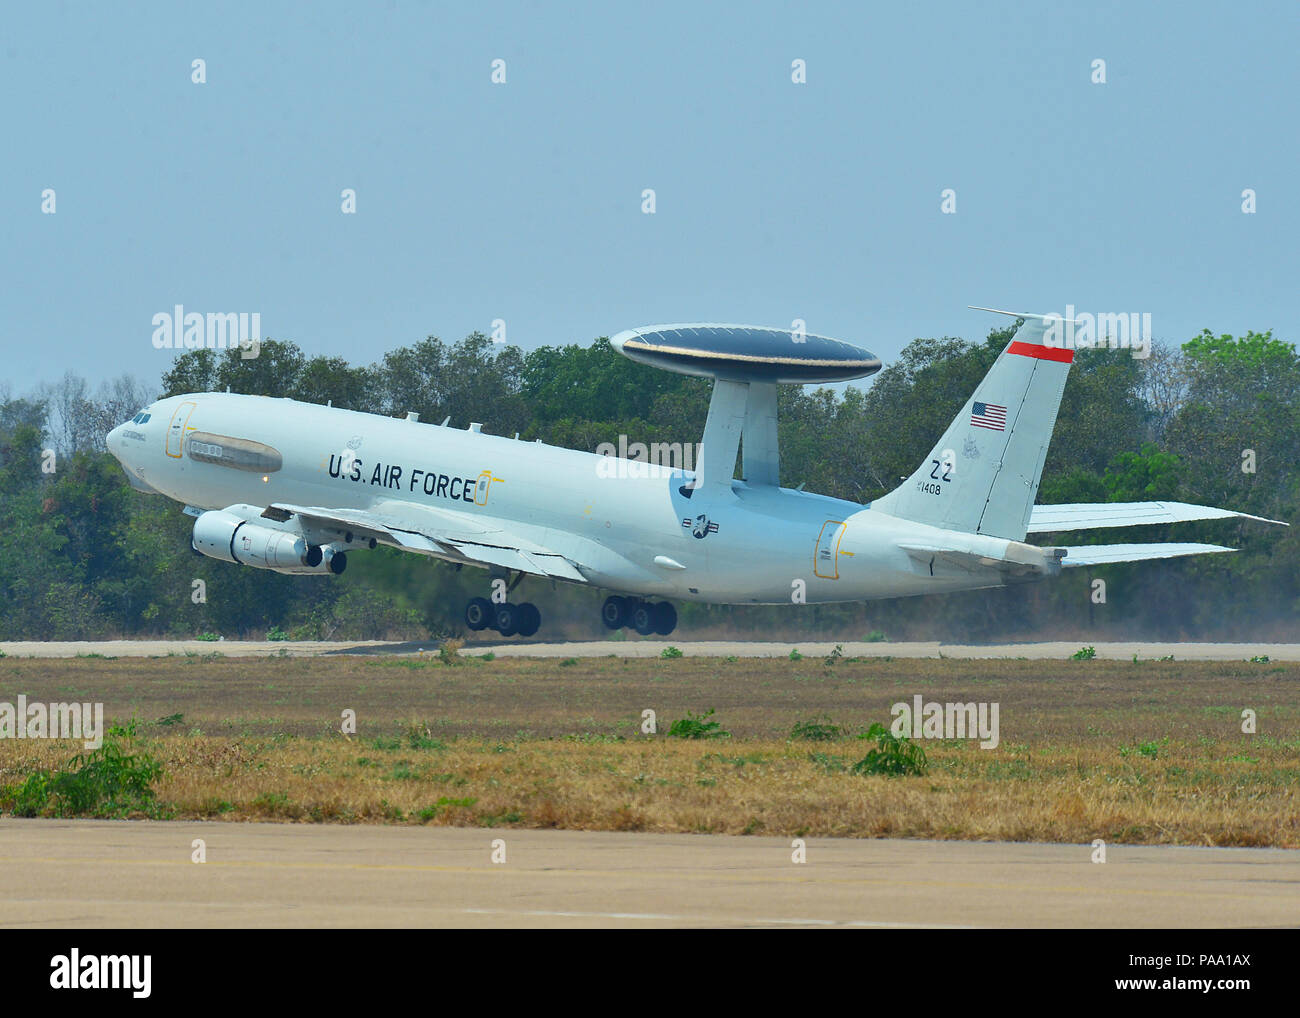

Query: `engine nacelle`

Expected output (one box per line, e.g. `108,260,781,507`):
193,510,311,571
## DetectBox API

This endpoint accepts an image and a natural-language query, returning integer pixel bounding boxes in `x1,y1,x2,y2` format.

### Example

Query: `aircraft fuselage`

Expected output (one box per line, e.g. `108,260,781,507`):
108,392,1019,606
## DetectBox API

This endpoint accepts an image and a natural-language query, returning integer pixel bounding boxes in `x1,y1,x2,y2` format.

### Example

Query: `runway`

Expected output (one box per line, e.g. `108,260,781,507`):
1,820,1296,928
2,639,1297,661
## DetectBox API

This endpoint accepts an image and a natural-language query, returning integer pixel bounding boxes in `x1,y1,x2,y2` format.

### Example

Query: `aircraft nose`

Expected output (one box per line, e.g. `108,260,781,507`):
106,424,125,459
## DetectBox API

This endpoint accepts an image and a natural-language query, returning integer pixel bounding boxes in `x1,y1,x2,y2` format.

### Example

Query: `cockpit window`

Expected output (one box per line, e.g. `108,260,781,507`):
130,413,152,424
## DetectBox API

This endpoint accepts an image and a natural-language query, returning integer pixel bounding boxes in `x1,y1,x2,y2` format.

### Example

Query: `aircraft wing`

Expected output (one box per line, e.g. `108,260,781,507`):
264,501,589,582
1028,501,1287,533
1057,543,1234,566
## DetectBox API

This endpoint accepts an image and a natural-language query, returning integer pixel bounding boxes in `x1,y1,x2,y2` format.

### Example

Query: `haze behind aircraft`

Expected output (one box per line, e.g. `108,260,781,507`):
106,310,1283,637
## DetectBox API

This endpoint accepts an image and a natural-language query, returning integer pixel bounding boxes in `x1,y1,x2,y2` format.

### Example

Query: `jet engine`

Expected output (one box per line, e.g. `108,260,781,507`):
191,509,346,574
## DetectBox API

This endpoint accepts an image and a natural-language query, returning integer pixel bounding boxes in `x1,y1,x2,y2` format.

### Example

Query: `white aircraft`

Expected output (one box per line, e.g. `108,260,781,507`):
106,310,1283,638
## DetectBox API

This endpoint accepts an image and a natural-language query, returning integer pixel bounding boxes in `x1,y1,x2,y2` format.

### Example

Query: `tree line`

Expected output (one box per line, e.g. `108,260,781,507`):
0,323,1295,642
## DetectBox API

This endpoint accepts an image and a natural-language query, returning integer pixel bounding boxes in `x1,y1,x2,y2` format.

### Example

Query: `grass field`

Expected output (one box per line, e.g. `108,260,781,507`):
0,650,1297,846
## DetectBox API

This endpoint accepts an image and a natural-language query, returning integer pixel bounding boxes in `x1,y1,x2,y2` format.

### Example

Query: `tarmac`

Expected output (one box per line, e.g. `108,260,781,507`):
0,820,1296,928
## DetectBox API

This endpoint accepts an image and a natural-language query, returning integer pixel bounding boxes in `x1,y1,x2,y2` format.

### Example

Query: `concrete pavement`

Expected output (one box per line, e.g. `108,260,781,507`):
1,820,1296,928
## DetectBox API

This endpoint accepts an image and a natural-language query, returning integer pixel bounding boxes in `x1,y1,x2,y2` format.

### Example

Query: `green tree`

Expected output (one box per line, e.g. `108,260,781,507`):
1165,329,1300,515
1102,443,1182,501
159,349,220,397
293,355,378,411
214,339,307,396
522,338,693,425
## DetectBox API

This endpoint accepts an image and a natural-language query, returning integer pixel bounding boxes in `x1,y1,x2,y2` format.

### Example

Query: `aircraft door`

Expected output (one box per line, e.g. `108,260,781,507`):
474,470,496,505
166,401,198,458
813,520,845,579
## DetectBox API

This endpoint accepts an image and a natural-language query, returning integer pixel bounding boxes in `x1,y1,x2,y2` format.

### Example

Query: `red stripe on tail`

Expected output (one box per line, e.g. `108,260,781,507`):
1008,341,1073,363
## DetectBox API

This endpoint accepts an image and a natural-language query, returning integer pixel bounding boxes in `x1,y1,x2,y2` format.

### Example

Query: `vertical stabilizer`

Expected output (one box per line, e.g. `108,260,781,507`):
871,311,1074,540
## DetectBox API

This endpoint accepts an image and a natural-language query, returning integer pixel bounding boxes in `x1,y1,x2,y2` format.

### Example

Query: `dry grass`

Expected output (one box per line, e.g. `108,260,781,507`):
0,653,1297,845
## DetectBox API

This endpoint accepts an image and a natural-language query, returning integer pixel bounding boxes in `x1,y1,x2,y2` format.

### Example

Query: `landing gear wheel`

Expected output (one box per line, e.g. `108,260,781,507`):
631,601,656,636
494,602,519,637
601,595,627,630
652,601,677,636
516,602,541,638
464,597,492,631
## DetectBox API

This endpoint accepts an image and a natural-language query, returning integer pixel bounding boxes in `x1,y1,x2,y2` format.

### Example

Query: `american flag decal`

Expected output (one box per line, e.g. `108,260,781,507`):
971,401,1007,431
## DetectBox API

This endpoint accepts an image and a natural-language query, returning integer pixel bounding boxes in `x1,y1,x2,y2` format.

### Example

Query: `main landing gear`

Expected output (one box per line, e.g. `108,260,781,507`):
464,597,541,638
601,595,677,636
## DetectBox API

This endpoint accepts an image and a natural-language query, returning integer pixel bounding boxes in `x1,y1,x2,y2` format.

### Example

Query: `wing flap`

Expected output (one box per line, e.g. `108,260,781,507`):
442,541,588,582
521,553,587,583
1028,501,1286,533
386,529,443,553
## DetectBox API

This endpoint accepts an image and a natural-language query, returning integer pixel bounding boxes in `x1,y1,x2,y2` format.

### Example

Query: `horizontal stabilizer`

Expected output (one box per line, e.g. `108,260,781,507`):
1058,543,1234,567
966,306,1079,325
1029,501,1287,533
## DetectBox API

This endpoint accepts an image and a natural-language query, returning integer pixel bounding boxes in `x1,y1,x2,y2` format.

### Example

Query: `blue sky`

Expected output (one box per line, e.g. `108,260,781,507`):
2,1,1296,395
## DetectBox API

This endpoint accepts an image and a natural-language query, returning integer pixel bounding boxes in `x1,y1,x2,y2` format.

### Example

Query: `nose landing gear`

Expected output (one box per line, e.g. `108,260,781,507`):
601,595,676,636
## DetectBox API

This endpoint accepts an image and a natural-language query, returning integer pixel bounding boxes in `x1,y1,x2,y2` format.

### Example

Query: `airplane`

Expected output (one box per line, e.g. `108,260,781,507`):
106,310,1284,638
